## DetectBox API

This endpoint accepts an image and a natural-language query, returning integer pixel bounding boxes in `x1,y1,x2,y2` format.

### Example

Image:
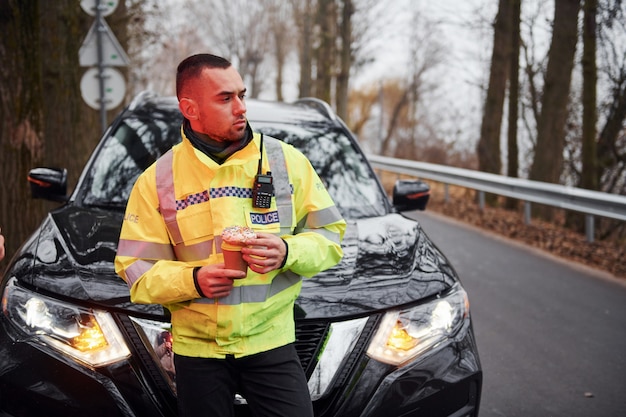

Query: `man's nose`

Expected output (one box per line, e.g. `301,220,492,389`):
234,96,246,115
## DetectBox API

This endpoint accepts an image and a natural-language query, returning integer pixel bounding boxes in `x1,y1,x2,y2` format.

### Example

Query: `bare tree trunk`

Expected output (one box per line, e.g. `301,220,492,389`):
505,0,521,210
314,0,335,104
348,86,379,136
529,0,581,198
293,0,314,98
0,0,106,269
0,0,46,269
335,0,353,121
380,88,410,156
41,1,99,185
580,0,598,192
564,0,597,233
477,0,512,204
272,7,287,102
595,76,626,240
242,50,264,99
268,1,295,102
477,0,512,176
596,78,626,190
595,2,626,196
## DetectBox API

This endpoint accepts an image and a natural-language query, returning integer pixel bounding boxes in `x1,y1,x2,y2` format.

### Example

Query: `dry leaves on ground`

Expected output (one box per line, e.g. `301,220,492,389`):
427,190,626,280
379,173,625,280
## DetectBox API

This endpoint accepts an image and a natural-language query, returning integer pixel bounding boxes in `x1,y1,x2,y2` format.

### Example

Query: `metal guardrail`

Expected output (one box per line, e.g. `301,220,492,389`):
368,154,626,242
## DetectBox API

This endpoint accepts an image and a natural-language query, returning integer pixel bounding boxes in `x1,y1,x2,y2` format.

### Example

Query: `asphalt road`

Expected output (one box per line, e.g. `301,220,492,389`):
407,210,626,417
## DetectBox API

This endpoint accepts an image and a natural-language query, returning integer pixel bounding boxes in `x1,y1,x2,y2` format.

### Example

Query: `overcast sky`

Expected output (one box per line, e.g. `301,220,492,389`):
348,0,498,148
354,0,493,86
350,0,554,153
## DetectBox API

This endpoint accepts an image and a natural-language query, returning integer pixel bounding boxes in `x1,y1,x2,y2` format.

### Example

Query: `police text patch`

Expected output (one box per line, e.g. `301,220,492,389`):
250,211,280,225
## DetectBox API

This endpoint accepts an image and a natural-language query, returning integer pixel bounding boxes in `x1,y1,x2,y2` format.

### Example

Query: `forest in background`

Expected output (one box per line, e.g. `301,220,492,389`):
0,0,624,270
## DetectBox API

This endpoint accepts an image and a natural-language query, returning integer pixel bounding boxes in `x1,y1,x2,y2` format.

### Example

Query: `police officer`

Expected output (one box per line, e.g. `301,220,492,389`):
115,54,346,417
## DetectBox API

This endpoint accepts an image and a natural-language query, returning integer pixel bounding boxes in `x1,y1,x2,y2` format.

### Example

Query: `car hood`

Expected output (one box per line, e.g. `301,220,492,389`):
298,213,457,318
9,206,457,319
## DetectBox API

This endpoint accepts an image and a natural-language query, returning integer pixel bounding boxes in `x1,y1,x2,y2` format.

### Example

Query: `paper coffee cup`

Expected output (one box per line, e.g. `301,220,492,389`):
221,242,248,272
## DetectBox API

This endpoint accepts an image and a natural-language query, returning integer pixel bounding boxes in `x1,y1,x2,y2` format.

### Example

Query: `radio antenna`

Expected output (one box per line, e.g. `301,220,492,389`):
257,134,264,175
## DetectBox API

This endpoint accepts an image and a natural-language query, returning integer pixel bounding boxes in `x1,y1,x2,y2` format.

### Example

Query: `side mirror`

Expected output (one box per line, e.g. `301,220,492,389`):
392,179,430,211
27,167,68,202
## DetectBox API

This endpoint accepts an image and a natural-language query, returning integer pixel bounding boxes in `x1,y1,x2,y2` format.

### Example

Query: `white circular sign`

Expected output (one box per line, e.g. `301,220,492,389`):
80,67,126,110
80,0,119,17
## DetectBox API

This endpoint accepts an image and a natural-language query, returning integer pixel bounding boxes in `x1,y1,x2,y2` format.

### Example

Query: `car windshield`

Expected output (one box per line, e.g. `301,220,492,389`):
82,104,387,219
82,103,180,208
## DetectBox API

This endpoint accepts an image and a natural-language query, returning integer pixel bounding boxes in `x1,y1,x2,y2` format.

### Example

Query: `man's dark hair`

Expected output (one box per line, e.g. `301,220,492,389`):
176,54,232,99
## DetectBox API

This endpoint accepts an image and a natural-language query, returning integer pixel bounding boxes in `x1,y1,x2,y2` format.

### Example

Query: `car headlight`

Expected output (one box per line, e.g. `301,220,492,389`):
2,277,131,367
366,285,469,366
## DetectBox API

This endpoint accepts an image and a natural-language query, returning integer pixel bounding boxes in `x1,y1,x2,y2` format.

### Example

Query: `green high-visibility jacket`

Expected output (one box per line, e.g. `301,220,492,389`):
115,129,346,358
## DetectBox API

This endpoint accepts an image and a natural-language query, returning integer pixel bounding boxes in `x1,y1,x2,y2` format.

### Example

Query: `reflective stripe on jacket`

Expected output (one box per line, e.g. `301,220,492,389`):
115,130,346,358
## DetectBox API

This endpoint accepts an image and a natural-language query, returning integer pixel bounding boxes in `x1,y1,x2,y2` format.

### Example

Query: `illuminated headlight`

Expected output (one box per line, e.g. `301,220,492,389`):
366,285,470,366
2,277,131,367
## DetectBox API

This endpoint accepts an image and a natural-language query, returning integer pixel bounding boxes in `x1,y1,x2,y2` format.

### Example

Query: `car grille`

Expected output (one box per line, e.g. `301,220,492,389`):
294,320,331,378
118,315,332,393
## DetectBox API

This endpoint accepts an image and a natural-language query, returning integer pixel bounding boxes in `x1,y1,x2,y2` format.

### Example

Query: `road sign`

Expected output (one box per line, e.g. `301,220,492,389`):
80,0,119,17
79,19,130,67
80,67,126,110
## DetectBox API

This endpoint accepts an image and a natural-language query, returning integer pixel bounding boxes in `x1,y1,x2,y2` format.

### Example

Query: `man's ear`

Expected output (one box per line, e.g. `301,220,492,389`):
179,98,198,120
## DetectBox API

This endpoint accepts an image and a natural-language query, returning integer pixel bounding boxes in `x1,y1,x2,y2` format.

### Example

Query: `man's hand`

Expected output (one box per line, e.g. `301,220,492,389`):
195,264,246,298
241,232,287,274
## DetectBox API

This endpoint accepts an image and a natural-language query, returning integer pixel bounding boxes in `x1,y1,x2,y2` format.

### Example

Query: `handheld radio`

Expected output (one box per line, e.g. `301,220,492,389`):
252,134,274,208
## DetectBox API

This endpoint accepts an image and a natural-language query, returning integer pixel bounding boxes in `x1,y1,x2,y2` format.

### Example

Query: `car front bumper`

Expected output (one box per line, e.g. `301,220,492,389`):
314,323,482,417
0,310,481,417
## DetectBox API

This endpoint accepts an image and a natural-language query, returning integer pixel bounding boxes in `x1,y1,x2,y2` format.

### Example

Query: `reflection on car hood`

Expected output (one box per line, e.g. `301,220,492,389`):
10,206,162,316
11,206,456,319
299,213,457,318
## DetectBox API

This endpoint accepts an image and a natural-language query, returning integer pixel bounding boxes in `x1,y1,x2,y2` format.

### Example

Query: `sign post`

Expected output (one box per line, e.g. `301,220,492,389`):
79,0,129,134
95,1,106,133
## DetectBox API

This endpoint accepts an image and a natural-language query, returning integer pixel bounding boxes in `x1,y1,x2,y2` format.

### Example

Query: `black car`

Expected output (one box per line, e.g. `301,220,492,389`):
0,92,482,417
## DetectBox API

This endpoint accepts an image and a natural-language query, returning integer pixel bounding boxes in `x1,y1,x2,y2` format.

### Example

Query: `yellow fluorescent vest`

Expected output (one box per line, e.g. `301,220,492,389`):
115,130,346,358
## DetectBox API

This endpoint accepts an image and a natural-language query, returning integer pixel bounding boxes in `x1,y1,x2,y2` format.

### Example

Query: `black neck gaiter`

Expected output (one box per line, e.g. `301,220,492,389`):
183,119,253,165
